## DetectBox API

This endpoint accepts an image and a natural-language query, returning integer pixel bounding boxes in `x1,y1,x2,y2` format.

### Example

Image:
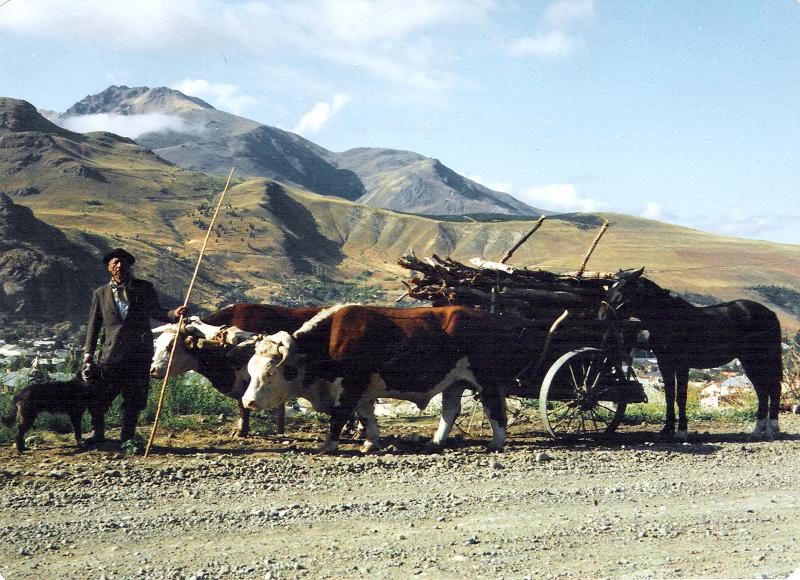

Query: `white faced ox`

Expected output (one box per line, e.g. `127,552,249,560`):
150,318,256,436
242,305,511,454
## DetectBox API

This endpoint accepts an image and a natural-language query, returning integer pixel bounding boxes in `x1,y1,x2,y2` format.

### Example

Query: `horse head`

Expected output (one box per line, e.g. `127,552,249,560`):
599,267,646,320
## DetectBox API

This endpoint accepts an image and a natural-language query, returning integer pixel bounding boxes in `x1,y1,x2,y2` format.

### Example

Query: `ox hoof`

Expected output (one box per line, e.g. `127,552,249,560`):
675,430,688,443
317,441,340,455
359,440,379,454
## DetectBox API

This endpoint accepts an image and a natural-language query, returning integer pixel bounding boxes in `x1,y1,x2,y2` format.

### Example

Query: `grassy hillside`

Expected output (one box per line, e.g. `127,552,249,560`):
2,97,799,330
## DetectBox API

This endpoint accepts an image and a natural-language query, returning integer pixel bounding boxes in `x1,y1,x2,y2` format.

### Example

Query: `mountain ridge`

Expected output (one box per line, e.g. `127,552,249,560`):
60,86,543,216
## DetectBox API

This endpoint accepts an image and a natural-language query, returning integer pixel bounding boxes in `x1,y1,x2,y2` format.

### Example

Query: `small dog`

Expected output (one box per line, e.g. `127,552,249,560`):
2,364,100,453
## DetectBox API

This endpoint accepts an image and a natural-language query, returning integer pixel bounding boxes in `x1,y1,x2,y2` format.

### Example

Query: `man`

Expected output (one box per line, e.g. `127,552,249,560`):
83,248,186,446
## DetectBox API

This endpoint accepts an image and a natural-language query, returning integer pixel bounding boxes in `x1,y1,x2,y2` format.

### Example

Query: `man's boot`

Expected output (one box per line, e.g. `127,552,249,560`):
86,413,106,445
120,410,139,443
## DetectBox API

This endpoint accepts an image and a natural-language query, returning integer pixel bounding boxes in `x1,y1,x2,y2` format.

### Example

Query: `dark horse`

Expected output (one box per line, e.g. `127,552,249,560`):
600,268,783,440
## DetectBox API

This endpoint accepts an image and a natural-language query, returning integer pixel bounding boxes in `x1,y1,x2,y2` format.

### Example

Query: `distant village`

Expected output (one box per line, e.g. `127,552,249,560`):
0,336,81,392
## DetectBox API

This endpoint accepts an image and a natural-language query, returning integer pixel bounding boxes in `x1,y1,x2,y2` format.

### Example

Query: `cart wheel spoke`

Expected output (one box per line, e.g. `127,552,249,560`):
540,348,628,439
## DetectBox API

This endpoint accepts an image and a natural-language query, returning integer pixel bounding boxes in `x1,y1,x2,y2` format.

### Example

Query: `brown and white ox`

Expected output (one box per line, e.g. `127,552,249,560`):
150,304,324,437
242,304,526,453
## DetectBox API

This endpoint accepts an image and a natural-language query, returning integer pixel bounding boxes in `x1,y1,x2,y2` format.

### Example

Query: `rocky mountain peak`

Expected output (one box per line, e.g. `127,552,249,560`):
64,85,215,116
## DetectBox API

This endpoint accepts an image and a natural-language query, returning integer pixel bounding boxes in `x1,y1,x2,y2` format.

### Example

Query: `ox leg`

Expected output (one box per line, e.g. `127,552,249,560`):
481,389,507,452
233,399,250,438
675,367,689,442
274,404,285,435
356,401,380,454
431,384,464,447
321,386,361,454
659,367,676,440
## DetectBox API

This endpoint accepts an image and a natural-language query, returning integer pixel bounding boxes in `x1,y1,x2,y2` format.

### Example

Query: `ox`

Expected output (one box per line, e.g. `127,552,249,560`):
242,304,532,453
150,304,323,437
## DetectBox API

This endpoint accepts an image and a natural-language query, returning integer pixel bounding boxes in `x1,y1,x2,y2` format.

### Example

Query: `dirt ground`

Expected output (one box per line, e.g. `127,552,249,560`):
1,411,800,579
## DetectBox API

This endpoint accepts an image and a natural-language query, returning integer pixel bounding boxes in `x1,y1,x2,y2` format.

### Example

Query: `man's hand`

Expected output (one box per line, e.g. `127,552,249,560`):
175,305,188,319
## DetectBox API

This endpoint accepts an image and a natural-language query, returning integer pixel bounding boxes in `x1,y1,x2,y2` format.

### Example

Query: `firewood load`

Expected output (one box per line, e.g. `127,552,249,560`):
398,253,618,323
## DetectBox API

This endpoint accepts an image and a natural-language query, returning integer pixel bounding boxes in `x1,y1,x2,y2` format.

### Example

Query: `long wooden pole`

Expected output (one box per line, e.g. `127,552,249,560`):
144,167,235,458
576,219,609,278
500,215,546,264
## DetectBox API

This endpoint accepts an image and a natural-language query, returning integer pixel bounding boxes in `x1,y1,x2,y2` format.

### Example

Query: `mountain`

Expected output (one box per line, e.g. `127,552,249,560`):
4,96,800,331
59,86,541,216
0,188,105,321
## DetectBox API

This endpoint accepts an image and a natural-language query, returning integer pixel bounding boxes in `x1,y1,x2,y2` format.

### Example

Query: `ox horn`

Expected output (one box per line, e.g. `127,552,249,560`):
265,331,295,368
152,323,176,335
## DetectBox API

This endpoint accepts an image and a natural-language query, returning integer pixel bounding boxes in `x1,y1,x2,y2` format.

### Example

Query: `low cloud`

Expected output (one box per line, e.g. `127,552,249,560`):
52,112,193,138
517,183,607,213
466,174,514,193
171,79,257,115
640,202,663,220
292,94,351,135
696,208,791,241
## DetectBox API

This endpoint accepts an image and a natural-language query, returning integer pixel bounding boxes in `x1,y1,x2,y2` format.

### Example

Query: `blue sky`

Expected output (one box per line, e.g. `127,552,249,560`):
2,0,799,244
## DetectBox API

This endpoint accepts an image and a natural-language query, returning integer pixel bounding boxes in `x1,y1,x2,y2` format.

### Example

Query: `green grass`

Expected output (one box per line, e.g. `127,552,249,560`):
622,402,757,426
0,372,246,446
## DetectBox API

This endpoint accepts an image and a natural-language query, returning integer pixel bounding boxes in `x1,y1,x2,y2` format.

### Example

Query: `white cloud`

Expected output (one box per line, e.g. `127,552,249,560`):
700,208,784,240
466,174,514,193
546,0,594,26
517,183,607,213
509,31,582,59
51,112,193,138
292,94,351,135
510,0,592,60
640,202,663,220
0,0,492,92
171,79,257,115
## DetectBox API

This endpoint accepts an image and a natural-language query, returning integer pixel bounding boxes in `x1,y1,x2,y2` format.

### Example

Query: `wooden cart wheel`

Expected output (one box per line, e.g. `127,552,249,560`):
539,347,627,439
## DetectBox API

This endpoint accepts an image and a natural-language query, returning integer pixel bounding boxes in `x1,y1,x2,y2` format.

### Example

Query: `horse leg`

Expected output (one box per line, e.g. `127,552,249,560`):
675,367,689,442
768,381,782,438
660,367,676,439
741,359,771,440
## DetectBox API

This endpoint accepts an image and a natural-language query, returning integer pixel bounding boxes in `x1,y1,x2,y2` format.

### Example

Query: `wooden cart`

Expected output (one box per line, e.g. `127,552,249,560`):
399,253,647,439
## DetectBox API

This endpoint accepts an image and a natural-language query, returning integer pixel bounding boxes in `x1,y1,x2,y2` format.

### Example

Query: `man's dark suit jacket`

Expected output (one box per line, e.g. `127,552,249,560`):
84,278,177,367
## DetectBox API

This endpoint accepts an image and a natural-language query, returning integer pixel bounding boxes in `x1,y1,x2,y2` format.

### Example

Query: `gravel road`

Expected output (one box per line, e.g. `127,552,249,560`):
2,414,800,579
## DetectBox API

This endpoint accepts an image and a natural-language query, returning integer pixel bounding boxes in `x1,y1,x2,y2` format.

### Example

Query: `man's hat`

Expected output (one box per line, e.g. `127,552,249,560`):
102,248,136,265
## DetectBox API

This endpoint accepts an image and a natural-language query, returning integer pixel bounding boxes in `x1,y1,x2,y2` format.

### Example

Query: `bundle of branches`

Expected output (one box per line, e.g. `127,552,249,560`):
398,253,617,322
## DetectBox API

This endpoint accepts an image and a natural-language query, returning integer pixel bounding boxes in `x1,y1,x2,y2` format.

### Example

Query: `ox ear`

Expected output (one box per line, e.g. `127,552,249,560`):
631,267,645,279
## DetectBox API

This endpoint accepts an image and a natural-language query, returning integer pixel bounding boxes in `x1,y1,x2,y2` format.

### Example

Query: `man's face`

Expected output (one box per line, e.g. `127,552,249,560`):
107,257,130,281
